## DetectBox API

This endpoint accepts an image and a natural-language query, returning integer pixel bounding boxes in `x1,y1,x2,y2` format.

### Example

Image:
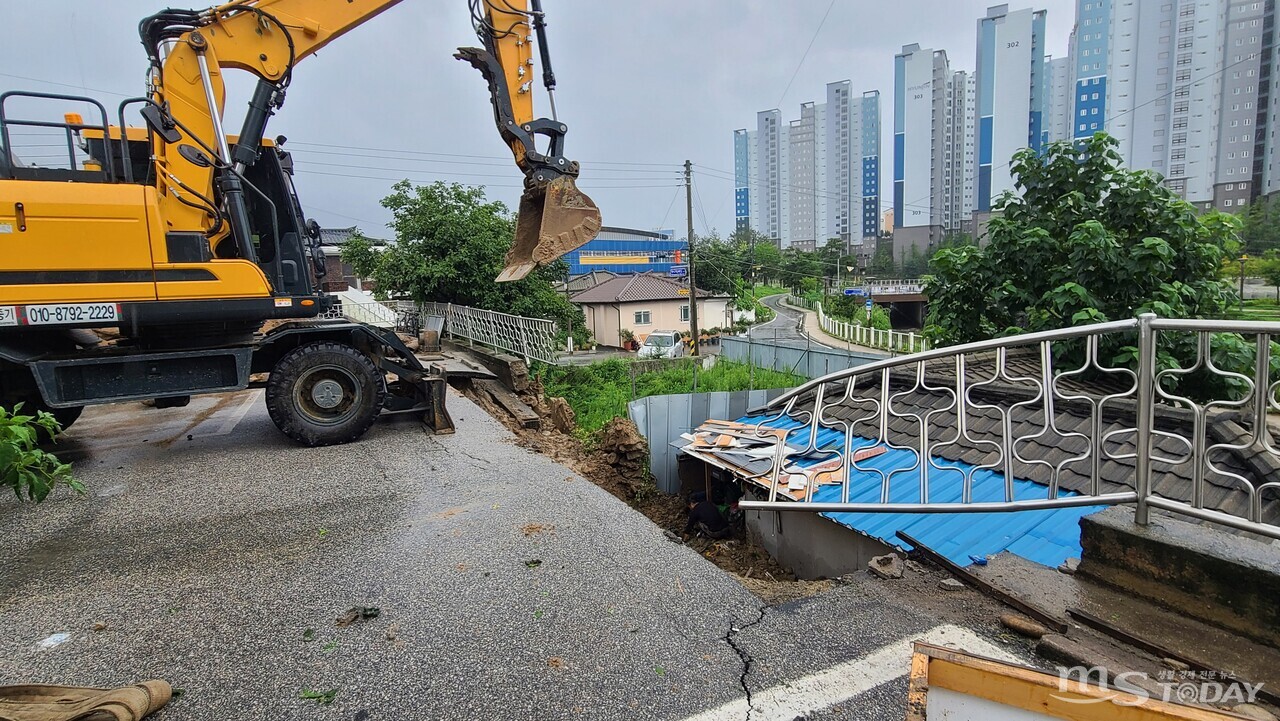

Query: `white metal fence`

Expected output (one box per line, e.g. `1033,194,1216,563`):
787,295,928,354
421,302,561,365
816,303,927,354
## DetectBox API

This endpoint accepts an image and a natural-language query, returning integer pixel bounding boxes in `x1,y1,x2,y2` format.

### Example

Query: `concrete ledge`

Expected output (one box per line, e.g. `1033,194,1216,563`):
443,340,529,392
1078,506,1280,646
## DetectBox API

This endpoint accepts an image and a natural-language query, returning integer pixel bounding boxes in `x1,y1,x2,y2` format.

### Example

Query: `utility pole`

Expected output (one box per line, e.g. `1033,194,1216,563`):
685,159,700,356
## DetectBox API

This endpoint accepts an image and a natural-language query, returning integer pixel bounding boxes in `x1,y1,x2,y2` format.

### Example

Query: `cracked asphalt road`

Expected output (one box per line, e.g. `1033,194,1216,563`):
0,389,1024,720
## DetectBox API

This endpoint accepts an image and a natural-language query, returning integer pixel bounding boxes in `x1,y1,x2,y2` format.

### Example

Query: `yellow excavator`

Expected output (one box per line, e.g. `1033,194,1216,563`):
0,0,601,445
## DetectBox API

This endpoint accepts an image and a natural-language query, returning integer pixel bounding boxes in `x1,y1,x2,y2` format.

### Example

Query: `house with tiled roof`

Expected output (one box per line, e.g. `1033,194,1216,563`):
318,226,390,293
570,272,731,347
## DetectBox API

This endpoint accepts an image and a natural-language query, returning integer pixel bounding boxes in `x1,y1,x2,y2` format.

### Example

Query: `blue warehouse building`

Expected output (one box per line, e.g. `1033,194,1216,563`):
563,226,687,277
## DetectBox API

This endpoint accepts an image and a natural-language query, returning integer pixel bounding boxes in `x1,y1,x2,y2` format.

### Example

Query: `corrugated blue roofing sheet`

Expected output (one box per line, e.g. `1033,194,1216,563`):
735,414,1106,568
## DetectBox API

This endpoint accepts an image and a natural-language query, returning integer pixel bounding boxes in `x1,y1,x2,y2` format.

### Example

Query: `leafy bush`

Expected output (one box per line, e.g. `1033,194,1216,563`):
1,405,80,502
538,359,804,433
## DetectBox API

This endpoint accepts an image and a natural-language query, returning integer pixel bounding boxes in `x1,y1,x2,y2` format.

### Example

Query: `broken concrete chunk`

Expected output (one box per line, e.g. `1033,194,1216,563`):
547,397,576,434
938,578,966,592
999,614,1048,639
1057,557,1080,575
868,553,904,580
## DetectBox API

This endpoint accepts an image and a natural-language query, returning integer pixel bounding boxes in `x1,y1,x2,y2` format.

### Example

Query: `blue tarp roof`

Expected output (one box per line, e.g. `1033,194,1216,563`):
735,414,1106,568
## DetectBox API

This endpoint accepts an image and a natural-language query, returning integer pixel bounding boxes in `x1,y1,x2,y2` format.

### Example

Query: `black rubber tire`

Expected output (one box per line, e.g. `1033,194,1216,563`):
264,341,386,447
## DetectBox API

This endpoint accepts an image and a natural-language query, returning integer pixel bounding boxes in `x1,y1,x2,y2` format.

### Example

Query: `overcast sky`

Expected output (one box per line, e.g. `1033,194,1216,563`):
2,1,1074,239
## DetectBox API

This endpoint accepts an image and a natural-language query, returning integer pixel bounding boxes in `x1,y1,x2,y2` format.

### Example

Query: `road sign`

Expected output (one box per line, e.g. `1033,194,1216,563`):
843,288,857,296
865,298,874,310
669,265,688,277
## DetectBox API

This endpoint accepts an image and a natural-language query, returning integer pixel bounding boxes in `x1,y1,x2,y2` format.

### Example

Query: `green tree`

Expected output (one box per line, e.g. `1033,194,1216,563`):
342,181,584,339
867,246,896,278
926,134,1236,346
779,248,822,292
750,238,783,286
901,245,928,277
691,231,743,296
1241,195,1280,254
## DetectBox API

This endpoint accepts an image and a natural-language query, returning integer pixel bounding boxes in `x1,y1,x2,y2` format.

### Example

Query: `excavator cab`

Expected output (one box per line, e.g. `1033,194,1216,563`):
0,0,599,446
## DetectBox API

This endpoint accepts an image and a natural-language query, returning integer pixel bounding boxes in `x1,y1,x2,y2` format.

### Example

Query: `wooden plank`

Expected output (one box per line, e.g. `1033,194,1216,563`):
897,531,1069,634
474,379,541,429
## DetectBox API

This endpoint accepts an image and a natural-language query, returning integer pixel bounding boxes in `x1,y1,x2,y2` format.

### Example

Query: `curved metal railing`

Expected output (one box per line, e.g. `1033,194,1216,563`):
736,314,1280,540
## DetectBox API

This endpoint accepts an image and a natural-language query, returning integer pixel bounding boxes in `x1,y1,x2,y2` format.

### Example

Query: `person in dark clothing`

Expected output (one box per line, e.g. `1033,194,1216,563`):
684,492,731,540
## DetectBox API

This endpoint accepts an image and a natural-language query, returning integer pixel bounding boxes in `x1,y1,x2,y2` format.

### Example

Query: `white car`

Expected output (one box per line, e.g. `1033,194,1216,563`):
637,330,685,359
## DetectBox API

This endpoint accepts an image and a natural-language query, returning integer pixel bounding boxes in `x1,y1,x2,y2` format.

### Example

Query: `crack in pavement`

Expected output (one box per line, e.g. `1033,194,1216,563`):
724,602,770,721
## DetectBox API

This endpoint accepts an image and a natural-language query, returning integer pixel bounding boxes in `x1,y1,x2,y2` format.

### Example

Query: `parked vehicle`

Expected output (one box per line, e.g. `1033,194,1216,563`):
637,330,684,359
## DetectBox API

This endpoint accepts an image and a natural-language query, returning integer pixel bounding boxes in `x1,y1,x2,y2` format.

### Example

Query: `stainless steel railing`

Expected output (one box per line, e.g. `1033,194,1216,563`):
736,314,1280,540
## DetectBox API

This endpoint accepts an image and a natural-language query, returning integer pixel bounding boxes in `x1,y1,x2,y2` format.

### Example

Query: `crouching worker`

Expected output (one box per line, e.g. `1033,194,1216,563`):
684,492,731,540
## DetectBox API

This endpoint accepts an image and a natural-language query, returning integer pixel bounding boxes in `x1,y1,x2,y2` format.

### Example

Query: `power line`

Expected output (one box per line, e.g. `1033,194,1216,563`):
774,0,838,110
0,72,134,98
287,147,683,176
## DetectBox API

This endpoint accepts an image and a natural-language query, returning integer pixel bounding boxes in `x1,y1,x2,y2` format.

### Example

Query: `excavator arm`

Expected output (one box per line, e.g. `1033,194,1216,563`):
138,0,599,283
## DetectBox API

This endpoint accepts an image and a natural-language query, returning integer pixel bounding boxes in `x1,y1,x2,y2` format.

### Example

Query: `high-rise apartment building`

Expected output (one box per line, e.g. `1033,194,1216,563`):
1046,56,1075,143
975,4,1049,212
733,129,753,231
893,45,978,259
1104,0,1267,209
1072,0,1109,139
733,84,881,249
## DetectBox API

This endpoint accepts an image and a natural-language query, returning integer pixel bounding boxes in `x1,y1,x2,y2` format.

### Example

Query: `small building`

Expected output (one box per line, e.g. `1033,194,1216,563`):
318,226,388,293
562,226,686,276
571,272,731,347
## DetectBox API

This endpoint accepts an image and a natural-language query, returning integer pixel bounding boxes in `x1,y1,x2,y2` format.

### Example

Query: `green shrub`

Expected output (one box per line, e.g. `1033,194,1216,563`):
1,405,80,502
538,360,804,434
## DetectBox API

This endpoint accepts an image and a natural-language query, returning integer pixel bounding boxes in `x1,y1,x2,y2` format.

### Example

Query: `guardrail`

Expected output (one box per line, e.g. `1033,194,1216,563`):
817,304,927,354
787,295,927,354
318,296,419,332
422,302,561,365
736,314,1280,541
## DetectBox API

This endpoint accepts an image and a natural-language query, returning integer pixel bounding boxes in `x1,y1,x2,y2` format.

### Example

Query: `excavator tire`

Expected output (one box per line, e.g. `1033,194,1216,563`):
265,341,387,447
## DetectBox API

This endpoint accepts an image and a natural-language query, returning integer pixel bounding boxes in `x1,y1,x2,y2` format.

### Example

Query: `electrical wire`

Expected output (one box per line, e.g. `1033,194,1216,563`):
775,0,838,111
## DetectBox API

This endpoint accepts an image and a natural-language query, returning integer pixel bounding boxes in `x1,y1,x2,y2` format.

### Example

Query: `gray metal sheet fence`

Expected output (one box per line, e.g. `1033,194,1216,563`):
720,336,882,380
421,302,561,365
628,389,792,494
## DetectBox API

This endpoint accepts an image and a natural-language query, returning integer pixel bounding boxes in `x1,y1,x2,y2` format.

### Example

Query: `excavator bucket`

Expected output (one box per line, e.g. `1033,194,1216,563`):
499,176,602,282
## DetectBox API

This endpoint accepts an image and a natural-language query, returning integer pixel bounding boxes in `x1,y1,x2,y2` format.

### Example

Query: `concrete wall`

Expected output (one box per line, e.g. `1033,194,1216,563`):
743,489,894,580
1079,506,1280,647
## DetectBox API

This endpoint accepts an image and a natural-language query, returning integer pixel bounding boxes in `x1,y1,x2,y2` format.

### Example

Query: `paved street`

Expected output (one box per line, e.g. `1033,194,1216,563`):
749,294,840,350
0,390,1024,720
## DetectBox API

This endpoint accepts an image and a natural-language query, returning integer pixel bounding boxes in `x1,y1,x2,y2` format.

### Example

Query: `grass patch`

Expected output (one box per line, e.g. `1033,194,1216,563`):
750,284,788,300
538,359,804,433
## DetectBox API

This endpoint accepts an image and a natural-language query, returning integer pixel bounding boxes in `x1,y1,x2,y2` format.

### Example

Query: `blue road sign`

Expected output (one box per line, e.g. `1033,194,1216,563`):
669,265,688,277
865,298,874,310
843,288,857,296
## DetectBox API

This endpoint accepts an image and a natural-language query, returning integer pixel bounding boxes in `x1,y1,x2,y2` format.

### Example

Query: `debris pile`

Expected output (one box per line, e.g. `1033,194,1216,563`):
547,397,575,434
596,417,648,483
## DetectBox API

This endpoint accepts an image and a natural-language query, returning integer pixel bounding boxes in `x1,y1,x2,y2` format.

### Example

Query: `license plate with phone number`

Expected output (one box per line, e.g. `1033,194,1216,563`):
0,303,121,326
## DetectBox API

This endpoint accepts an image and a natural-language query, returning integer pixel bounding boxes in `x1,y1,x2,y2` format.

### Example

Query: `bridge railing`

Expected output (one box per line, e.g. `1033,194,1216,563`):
736,314,1280,541
421,302,562,365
